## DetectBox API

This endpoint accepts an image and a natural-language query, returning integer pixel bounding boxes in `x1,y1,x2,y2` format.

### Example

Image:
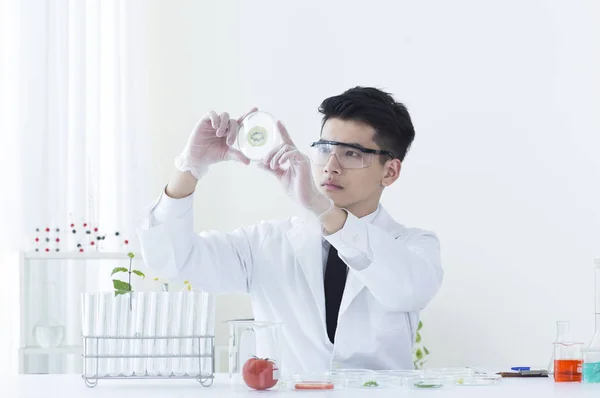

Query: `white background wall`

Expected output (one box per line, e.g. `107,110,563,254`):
145,0,600,371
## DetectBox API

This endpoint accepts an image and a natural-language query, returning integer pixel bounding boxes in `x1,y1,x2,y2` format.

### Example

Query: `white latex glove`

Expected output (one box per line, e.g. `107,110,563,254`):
174,108,257,179
258,121,334,219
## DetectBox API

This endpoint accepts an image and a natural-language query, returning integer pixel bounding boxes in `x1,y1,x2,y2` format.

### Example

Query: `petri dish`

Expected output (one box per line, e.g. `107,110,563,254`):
375,370,419,387
330,369,376,388
363,374,400,388
292,372,340,390
405,370,444,389
411,377,444,389
428,367,475,385
235,110,280,162
456,373,502,386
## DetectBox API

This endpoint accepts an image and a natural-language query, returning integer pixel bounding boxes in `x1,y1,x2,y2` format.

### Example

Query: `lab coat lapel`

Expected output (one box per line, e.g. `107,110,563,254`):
339,272,364,316
285,217,326,319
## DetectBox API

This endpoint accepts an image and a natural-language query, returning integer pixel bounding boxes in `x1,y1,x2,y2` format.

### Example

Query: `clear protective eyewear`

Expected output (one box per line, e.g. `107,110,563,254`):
309,140,396,169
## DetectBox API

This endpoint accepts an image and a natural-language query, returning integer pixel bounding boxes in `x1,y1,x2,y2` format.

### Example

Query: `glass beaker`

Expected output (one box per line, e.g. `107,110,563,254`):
33,282,65,348
553,341,584,382
548,321,571,375
227,320,282,390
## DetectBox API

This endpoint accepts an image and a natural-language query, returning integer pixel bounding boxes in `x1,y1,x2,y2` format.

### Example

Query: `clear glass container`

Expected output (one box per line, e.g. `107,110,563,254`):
329,369,376,388
33,282,65,349
143,291,160,376
167,292,182,376
131,292,146,376
107,292,121,376
227,320,282,390
456,373,502,386
406,371,445,389
81,292,97,378
197,291,216,378
180,291,195,376
363,374,401,388
583,348,600,383
427,367,474,385
95,292,111,377
292,372,341,390
117,293,133,376
375,370,419,386
554,341,584,382
235,111,281,162
582,260,600,383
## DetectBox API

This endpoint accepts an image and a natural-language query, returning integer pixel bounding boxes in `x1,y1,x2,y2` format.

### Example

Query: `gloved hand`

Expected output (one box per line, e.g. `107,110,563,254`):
259,121,334,219
174,108,257,179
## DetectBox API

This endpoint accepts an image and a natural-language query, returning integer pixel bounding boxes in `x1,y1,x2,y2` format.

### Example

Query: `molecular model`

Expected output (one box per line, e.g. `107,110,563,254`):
33,221,130,253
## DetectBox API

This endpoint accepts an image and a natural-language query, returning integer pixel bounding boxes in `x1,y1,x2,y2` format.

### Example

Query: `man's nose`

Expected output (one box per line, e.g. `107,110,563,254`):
323,152,342,174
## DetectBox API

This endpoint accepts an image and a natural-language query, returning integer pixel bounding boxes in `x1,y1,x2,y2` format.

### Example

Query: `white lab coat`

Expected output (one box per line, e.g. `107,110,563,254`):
136,191,443,375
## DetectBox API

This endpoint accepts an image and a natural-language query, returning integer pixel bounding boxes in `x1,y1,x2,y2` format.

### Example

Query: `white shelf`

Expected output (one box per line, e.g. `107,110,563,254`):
23,252,143,260
21,345,82,355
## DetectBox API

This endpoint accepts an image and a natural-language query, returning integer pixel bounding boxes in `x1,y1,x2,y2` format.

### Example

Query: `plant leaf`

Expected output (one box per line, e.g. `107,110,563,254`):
110,267,129,277
132,270,145,279
415,333,422,343
114,290,130,297
113,279,131,292
127,252,135,259
418,321,423,331
415,348,423,360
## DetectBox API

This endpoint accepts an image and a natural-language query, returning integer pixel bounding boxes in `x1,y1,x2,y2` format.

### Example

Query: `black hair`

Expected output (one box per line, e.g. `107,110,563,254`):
318,86,415,162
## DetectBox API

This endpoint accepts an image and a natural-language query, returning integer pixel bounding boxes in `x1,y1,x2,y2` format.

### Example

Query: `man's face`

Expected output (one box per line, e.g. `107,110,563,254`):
311,118,397,216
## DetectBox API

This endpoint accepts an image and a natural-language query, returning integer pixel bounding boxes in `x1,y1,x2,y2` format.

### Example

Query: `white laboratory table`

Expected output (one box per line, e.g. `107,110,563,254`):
0,374,599,397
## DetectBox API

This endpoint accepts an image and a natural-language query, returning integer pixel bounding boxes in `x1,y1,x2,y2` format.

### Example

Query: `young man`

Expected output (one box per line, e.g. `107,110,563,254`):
137,87,443,375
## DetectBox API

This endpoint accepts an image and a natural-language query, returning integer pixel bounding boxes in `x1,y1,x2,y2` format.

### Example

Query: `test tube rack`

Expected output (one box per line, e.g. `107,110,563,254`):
81,334,215,388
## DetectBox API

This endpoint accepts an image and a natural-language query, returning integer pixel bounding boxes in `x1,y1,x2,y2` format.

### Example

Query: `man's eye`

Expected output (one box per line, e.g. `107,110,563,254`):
345,150,361,158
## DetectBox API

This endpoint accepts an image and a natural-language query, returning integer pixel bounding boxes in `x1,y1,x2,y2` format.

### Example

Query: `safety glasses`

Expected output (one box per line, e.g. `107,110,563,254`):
309,140,395,169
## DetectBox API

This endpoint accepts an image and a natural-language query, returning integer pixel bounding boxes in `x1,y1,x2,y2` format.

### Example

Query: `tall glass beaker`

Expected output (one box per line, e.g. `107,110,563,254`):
227,320,282,390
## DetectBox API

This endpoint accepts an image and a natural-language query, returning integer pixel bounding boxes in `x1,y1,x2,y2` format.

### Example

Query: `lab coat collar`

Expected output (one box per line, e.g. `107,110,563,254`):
359,204,380,224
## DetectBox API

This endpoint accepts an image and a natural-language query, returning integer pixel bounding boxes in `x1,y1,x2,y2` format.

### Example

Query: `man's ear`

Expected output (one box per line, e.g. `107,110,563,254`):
381,159,402,187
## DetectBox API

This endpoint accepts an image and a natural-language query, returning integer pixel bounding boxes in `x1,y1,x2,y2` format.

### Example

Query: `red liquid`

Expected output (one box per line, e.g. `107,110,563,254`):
554,360,583,382
295,382,335,390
